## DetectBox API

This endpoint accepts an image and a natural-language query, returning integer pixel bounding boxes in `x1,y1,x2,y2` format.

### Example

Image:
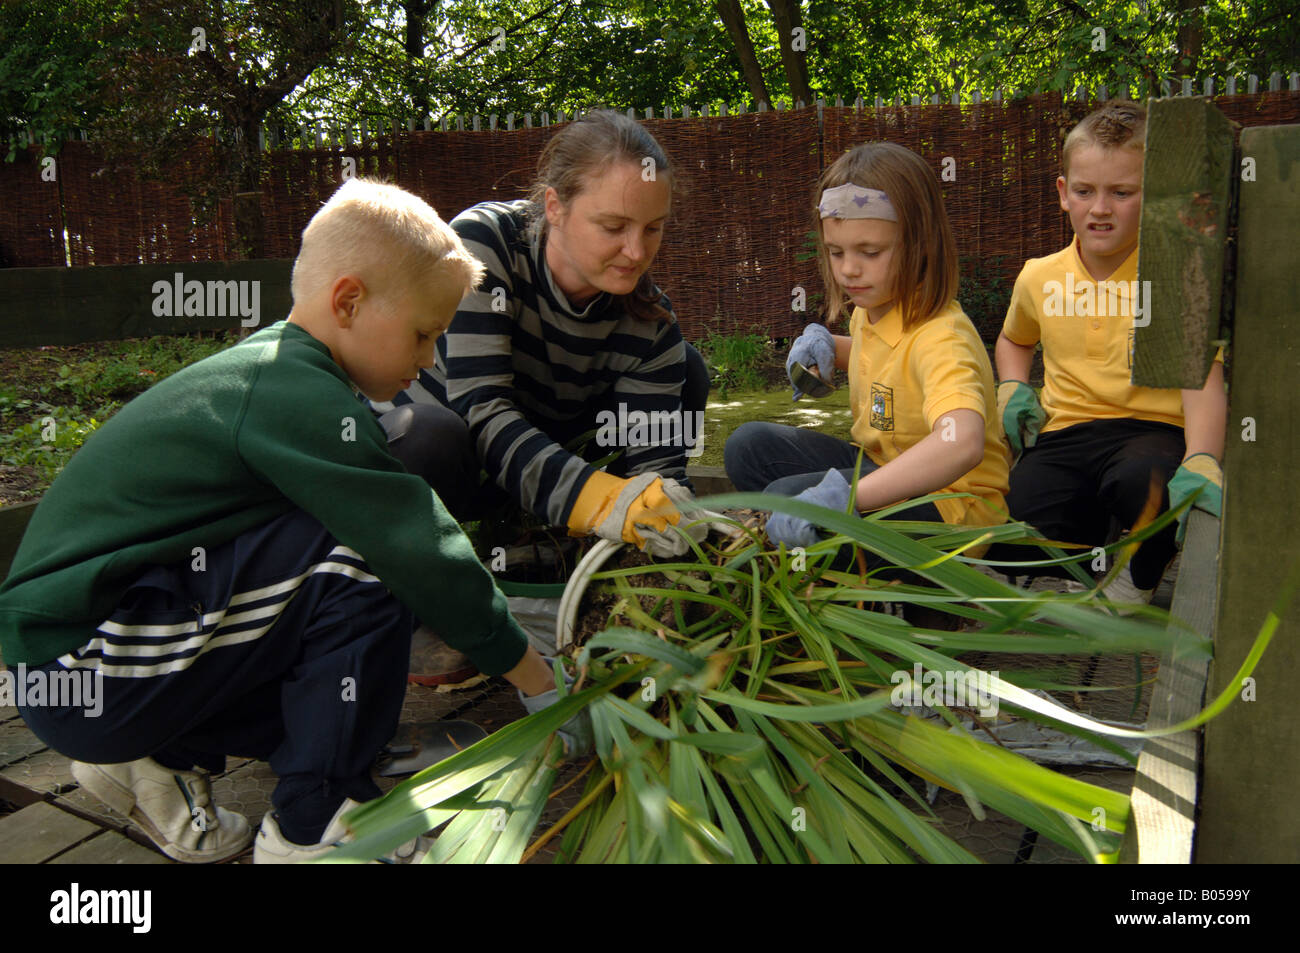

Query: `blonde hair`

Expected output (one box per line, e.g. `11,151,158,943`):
1062,101,1146,178
815,142,958,332
291,177,485,305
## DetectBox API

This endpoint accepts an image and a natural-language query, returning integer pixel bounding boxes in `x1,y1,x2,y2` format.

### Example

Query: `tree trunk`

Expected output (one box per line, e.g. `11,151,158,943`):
765,0,811,106
714,0,770,107
1175,0,1203,77
405,0,434,125
233,114,264,259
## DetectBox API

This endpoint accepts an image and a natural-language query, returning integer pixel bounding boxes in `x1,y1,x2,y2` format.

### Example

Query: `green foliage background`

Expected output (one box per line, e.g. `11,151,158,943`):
4,0,1297,156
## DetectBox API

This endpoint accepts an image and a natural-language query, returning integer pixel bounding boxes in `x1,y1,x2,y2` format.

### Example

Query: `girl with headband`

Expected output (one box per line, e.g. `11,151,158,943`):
724,141,1010,558
373,110,710,559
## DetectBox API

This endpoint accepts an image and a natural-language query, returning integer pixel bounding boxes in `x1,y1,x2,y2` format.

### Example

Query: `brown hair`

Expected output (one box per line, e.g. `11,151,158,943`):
526,110,680,322
1062,101,1146,177
814,142,959,332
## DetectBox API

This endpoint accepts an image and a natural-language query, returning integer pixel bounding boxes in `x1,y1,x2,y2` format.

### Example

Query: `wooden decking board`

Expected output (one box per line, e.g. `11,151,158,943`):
0,718,47,768
47,830,172,865
0,746,76,795
54,785,132,832
0,801,100,863
1120,509,1218,864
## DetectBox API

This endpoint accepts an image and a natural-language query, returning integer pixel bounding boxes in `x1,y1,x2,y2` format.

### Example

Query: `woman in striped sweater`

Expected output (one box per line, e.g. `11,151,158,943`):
375,110,709,557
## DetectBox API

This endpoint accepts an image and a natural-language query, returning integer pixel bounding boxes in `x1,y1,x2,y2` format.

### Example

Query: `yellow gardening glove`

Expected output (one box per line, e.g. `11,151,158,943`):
566,470,631,538
567,471,690,555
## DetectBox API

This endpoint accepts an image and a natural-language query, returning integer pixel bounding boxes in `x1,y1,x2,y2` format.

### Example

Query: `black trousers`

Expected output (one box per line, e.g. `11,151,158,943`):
988,418,1185,590
379,342,711,522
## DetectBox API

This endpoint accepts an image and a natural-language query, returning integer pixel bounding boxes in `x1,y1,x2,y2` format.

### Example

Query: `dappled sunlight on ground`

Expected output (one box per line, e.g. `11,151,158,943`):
695,386,854,469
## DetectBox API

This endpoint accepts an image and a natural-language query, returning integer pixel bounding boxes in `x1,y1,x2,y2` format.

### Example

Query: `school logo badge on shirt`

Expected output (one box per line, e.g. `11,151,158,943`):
870,382,894,431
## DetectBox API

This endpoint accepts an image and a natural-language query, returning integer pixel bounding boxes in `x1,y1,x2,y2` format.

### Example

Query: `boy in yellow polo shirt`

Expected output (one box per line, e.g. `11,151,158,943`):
995,101,1227,602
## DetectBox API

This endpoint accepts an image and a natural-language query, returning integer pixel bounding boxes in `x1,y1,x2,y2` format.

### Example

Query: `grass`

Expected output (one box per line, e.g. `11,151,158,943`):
0,333,239,501
694,385,852,469
697,328,785,398
0,328,991,499
1,329,808,500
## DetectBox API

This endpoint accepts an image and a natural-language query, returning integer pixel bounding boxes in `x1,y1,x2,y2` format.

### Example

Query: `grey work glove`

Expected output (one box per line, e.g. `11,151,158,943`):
661,477,746,544
592,473,699,558
638,477,711,557
518,659,594,759
786,323,836,400
766,468,853,549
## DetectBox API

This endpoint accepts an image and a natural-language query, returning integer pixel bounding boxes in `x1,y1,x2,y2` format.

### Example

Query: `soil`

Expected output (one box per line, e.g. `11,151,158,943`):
569,510,764,648
0,466,42,506
572,544,709,647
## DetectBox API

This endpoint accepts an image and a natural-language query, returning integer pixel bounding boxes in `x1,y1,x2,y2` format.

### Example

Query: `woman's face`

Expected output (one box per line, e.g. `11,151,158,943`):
544,160,671,306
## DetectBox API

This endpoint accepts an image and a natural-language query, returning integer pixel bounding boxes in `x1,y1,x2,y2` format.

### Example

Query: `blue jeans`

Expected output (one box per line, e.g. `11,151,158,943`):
723,422,944,572
724,422,943,519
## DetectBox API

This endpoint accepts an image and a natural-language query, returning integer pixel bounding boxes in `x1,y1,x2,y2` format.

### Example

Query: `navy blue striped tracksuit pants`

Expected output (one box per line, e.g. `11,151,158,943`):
19,509,413,845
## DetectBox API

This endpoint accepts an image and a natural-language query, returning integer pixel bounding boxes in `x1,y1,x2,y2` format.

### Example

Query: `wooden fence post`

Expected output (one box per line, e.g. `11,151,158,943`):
1132,97,1235,388
1197,121,1300,863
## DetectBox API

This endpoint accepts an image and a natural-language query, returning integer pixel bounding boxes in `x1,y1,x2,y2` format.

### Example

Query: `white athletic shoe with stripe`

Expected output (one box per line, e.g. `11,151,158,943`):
71,758,253,863
1100,565,1156,615
254,798,430,864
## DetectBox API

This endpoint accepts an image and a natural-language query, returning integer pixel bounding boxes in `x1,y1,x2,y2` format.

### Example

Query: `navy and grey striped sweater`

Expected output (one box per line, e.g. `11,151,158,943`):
377,200,690,527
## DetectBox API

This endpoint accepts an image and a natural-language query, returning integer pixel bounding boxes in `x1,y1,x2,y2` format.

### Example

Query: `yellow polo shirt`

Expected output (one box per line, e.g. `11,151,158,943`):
848,300,1010,527
1002,237,1224,434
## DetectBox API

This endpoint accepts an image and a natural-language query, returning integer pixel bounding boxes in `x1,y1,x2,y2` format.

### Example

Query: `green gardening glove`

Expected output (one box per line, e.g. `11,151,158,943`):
997,380,1046,456
1167,453,1223,544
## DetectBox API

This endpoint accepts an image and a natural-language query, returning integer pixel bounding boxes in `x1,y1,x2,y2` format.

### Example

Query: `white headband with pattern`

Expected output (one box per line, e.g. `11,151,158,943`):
818,183,898,221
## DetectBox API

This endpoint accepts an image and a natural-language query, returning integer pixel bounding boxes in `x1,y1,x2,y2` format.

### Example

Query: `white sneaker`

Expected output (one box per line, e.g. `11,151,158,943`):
254,798,429,864
1100,566,1155,615
71,758,252,863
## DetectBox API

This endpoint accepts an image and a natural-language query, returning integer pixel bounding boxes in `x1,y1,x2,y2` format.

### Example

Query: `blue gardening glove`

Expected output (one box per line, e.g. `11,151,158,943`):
997,380,1046,456
1167,453,1223,544
786,323,835,400
766,468,852,548
519,658,594,759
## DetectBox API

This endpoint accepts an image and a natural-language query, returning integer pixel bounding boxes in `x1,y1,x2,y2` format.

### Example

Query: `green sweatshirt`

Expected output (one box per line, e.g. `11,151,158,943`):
0,320,528,675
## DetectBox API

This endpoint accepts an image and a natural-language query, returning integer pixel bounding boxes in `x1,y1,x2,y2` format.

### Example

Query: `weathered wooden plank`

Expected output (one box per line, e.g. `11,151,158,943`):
1120,508,1217,864
0,716,47,768
0,500,38,583
0,259,294,348
0,746,75,794
685,464,735,497
48,830,171,864
1133,98,1236,389
1196,122,1300,863
0,801,99,863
